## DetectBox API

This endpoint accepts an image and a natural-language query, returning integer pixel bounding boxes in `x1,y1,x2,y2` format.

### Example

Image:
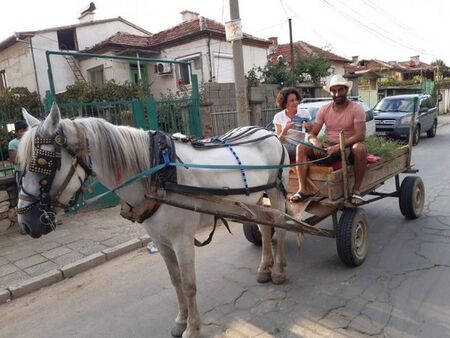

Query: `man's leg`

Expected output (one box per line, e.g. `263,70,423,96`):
351,143,367,194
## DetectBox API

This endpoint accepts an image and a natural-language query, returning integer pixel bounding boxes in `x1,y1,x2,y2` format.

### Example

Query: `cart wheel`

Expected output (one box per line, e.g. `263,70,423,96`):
336,208,369,267
399,176,425,219
242,223,274,246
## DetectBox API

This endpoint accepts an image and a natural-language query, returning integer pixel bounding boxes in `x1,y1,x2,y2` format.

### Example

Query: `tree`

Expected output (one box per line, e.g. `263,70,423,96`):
245,49,331,88
294,50,331,85
430,59,448,71
430,59,450,79
257,60,291,87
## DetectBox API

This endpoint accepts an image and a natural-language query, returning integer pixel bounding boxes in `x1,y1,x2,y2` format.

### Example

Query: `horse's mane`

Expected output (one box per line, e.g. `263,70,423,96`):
19,118,151,187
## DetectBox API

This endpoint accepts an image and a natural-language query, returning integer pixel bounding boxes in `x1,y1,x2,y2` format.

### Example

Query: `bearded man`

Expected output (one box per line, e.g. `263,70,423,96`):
291,75,367,205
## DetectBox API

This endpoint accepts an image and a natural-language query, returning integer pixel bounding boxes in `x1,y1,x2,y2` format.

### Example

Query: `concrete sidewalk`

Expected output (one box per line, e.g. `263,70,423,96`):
0,206,150,303
1,114,449,304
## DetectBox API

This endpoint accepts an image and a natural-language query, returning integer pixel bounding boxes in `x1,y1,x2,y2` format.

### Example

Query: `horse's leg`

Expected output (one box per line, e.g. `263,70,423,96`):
174,240,201,338
257,224,274,283
267,189,287,284
156,242,188,337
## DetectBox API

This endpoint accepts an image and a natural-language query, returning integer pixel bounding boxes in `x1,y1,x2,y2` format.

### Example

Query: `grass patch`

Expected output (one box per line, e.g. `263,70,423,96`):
364,135,403,159
315,134,403,159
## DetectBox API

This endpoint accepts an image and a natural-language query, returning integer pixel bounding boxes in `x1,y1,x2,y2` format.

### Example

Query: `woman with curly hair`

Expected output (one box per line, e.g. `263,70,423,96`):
273,87,311,202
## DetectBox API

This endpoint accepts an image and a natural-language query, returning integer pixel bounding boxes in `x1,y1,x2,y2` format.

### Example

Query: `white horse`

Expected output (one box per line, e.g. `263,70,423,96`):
17,104,290,338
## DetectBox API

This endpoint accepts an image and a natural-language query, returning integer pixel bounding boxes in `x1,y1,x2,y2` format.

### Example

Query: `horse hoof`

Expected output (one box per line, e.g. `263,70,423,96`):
257,271,271,283
171,322,187,337
271,272,286,285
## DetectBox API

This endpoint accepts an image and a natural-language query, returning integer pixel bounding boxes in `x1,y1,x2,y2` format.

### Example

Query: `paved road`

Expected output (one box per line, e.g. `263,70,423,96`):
1,119,450,337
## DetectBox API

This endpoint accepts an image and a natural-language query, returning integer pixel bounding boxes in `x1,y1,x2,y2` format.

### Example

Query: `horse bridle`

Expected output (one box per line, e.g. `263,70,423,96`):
16,126,93,227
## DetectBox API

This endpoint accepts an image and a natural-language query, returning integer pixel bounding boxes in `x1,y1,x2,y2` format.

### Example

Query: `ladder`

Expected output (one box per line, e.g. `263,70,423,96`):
64,55,86,83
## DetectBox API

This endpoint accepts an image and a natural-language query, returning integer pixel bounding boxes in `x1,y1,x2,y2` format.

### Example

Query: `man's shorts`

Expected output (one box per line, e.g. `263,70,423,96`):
310,143,354,165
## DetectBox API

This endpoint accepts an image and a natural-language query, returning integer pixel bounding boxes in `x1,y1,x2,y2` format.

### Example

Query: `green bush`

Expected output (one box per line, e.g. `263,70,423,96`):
57,80,152,103
0,87,42,123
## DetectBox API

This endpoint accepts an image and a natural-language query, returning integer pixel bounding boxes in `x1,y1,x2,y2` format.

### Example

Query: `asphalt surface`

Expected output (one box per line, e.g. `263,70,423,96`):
0,114,449,305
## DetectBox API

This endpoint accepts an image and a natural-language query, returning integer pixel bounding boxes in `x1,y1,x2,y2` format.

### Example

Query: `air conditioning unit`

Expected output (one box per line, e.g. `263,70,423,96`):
156,62,172,75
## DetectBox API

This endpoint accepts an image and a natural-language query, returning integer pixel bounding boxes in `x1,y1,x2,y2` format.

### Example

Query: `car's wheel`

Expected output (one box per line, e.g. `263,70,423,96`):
426,119,437,138
336,208,369,267
242,223,274,246
399,176,425,219
412,125,420,145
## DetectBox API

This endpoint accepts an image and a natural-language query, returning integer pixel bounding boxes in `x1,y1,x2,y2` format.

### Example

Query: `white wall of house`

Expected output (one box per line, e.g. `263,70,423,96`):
0,39,35,90
323,62,346,85
31,32,76,96
76,21,148,50
0,20,150,99
150,37,268,96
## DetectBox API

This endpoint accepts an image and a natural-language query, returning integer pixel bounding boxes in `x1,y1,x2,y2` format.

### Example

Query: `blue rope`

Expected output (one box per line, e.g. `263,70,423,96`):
212,137,249,195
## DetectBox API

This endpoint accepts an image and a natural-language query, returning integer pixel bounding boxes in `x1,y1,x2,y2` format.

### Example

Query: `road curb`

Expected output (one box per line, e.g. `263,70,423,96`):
0,235,153,304
8,269,63,299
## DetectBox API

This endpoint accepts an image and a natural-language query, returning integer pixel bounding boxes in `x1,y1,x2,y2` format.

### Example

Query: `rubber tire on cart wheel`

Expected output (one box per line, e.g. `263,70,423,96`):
399,176,425,219
242,223,274,246
426,120,437,138
336,208,369,267
412,125,420,145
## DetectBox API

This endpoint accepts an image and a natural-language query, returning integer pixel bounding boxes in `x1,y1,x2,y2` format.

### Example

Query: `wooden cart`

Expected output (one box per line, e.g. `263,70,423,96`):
146,131,424,268
242,143,425,267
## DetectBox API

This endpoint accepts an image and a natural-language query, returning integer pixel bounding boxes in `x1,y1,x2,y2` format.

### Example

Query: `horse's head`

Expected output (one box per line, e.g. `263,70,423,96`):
17,104,92,238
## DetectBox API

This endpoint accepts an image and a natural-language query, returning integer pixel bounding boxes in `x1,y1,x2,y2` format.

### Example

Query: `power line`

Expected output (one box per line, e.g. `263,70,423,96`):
319,0,438,58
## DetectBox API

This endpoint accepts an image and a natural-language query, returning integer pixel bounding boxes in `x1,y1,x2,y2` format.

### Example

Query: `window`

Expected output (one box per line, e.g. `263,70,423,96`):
0,70,7,90
420,98,431,110
175,54,202,86
57,29,77,50
179,63,191,85
88,66,104,87
130,64,148,85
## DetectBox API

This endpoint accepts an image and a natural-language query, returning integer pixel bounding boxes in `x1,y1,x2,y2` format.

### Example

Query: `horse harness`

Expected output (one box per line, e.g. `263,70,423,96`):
18,125,286,246
16,126,93,227
122,127,287,246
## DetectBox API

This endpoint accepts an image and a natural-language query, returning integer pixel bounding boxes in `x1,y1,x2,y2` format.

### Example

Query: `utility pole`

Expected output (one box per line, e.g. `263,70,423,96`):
288,18,295,86
229,0,250,126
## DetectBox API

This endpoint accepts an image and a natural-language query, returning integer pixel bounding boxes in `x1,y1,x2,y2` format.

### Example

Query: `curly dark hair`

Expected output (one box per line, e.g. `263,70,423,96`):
276,87,301,109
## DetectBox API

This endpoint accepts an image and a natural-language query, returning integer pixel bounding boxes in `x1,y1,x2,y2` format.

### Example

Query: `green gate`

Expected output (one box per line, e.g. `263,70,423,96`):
43,51,202,209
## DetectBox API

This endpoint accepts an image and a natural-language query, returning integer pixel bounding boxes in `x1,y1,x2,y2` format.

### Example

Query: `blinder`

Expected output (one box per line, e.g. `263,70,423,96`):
17,127,92,230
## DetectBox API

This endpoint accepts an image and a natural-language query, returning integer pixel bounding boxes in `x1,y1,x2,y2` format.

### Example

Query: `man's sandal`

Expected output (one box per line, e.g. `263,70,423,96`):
351,193,365,206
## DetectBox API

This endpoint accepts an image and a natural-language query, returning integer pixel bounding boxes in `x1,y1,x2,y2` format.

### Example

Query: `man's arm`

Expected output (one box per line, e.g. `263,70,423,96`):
8,140,18,164
8,149,17,164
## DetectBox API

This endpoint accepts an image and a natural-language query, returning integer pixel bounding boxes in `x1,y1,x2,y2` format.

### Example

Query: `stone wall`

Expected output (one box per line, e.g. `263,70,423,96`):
202,82,279,108
0,176,18,233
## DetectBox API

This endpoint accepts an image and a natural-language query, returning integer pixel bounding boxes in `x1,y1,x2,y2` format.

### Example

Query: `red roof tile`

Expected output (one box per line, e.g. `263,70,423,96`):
345,58,432,74
84,16,270,53
267,41,351,64
146,17,269,48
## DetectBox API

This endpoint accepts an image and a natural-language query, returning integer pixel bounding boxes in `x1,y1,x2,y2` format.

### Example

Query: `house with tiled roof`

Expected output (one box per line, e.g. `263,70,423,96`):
83,10,271,96
344,56,433,81
344,56,434,107
0,5,150,98
266,38,352,86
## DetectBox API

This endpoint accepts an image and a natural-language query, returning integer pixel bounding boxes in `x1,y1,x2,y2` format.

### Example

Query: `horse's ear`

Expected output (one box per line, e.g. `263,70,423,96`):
22,108,41,128
42,102,61,133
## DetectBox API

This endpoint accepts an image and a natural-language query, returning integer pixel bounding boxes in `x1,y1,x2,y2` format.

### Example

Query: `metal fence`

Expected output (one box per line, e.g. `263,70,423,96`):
211,105,237,136
58,101,135,126
261,104,279,127
210,103,279,136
